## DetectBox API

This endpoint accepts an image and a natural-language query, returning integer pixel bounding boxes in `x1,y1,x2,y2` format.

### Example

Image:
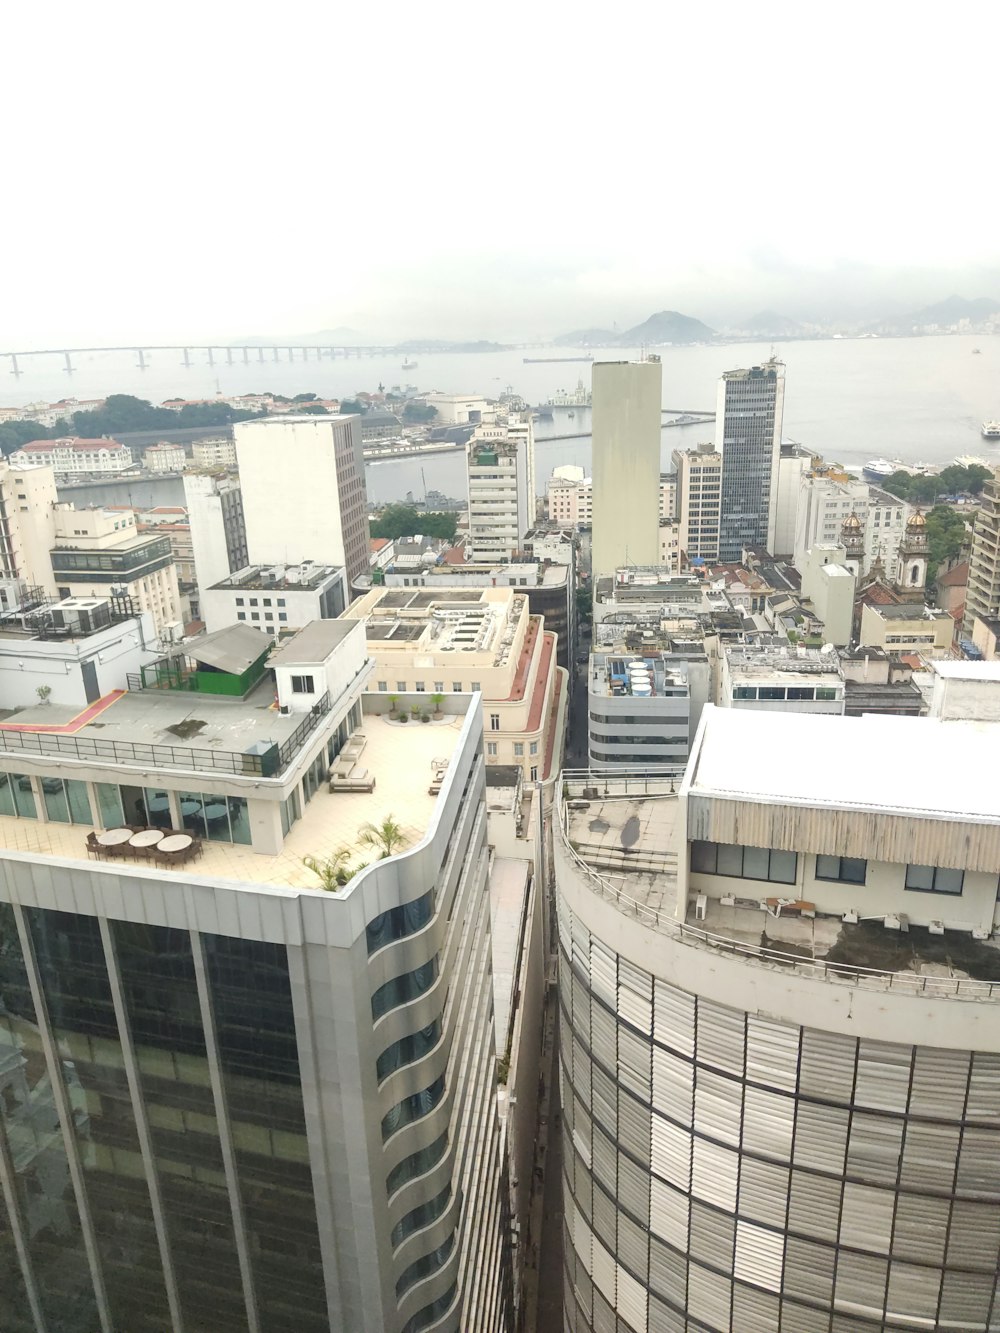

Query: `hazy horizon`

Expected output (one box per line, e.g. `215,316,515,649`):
2,1,997,347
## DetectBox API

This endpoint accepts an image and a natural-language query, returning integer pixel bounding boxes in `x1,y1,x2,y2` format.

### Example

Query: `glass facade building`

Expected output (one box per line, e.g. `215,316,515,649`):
716,361,785,562
0,690,512,1333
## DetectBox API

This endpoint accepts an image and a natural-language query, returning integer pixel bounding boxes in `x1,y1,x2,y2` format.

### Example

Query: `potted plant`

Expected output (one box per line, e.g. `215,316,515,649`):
410,703,421,719
35,685,52,706
387,694,399,720
420,711,431,723
358,815,408,860
430,692,444,719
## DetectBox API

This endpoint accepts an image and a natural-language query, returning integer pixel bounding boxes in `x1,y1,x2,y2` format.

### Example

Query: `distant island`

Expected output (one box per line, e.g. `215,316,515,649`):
556,310,717,347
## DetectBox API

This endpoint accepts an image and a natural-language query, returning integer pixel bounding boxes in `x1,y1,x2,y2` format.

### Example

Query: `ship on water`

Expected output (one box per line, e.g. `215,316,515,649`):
546,379,592,409
862,457,906,482
982,420,1000,440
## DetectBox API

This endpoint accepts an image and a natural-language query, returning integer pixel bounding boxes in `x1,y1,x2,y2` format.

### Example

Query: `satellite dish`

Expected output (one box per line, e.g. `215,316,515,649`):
820,643,835,654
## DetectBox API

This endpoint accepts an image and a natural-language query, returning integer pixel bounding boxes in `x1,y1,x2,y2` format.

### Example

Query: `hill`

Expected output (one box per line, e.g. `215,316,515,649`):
903,295,1000,326
553,327,619,347
619,309,716,344
732,310,803,337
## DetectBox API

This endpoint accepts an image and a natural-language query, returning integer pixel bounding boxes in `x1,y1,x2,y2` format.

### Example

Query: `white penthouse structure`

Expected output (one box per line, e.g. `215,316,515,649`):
0,619,512,1333
557,708,1000,1333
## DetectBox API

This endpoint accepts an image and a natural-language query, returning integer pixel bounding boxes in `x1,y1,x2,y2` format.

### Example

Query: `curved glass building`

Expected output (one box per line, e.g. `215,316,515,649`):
556,709,1000,1333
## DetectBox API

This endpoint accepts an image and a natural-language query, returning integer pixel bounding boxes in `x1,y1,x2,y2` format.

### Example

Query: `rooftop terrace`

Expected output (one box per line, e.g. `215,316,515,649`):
0,710,463,892
559,771,1000,996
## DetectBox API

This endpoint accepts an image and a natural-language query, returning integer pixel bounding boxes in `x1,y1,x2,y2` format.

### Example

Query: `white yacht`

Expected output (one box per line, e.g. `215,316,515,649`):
982,421,1000,440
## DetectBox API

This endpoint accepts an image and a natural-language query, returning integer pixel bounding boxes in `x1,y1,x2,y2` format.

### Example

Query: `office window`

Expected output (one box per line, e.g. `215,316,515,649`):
251,611,260,620
415,682,426,692
490,714,500,731
397,682,406,692
816,855,867,884
235,597,244,606
453,682,462,692
249,598,258,606
264,612,273,621
471,681,481,692
486,742,498,757
291,675,315,694
237,611,246,620
434,681,444,693
377,681,388,692
277,598,286,607
905,864,964,895
278,612,287,622
691,840,797,885
816,687,839,701
262,598,271,606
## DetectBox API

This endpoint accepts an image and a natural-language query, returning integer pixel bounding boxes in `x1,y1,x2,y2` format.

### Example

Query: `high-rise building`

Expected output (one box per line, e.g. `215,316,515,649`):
794,465,909,582
716,359,785,561
184,470,249,595
591,360,662,579
235,416,371,590
0,619,512,1333
0,459,59,598
557,707,1000,1333
673,445,722,563
964,468,1000,636
466,418,535,563
772,442,815,557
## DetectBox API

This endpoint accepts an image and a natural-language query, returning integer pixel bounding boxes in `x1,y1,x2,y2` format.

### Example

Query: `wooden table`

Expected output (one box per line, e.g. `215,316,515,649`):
129,829,164,848
96,828,133,847
157,833,193,853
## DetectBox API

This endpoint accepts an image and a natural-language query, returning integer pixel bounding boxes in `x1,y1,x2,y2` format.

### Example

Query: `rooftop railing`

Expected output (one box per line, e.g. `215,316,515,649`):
557,770,1000,1002
0,691,332,780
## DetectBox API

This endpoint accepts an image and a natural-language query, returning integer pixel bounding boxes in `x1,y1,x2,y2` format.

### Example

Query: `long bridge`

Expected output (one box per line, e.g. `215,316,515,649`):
0,344,405,376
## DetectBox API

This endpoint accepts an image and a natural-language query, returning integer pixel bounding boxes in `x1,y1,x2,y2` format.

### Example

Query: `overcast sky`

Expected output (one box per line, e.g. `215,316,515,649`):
3,0,997,343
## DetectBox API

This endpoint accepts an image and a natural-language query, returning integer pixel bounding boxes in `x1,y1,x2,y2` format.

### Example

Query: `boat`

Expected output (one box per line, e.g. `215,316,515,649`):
862,458,905,482
983,421,1000,440
956,455,993,469
401,358,418,370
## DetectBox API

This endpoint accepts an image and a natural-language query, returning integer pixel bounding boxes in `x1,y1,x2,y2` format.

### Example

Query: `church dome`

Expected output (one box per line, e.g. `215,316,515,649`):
842,512,863,531
907,509,927,530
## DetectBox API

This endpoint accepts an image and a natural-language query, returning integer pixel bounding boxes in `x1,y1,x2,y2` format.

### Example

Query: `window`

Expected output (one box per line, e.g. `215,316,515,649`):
278,612,287,622
530,766,538,781
235,597,244,606
251,611,260,620
490,714,500,731
291,675,315,694
816,687,839,701
381,1075,446,1142
691,840,797,885
277,597,286,607
470,681,481,692
264,612,273,621
816,854,867,885
529,740,539,756
905,864,964,895
434,681,444,693
387,1131,448,1197
486,742,498,757
452,682,462,692
415,682,426,692
262,598,271,607
237,611,246,620
513,742,524,757
249,598,258,607
0,773,37,819
397,682,407,692
377,681,388,692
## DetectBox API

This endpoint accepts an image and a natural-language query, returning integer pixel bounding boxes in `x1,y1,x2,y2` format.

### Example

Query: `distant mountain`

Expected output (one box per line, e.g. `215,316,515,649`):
553,327,620,347
902,295,1000,326
731,310,803,337
618,310,716,345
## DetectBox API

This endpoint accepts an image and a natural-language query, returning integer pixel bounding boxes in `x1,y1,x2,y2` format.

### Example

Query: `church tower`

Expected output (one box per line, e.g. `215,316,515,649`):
840,512,865,578
896,510,929,601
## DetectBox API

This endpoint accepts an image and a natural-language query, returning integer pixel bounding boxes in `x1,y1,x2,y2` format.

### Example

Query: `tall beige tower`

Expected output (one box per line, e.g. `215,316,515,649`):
591,358,662,579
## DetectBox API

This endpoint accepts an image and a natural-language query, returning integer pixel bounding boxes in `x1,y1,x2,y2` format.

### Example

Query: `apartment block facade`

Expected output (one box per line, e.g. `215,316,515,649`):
716,361,784,561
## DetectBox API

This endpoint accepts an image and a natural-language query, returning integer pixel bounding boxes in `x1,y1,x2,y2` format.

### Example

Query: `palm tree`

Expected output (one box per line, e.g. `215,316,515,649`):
430,692,444,718
358,816,408,860
302,849,353,891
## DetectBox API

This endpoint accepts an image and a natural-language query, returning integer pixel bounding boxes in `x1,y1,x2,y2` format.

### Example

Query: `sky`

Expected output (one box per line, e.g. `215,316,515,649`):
3,0,998,344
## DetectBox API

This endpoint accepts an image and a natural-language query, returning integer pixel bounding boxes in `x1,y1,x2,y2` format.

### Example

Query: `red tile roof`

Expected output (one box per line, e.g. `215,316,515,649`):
369,537,391,552
441,547,467,566
21,436,124,451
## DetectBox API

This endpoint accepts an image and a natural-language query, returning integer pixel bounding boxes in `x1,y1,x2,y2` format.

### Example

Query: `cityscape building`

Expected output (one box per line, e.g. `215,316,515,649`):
716,360,785,561
183,471,248,596
50,506,181,639
964,468,1000,636
771,443,815,557
0,619,513,1333
202,562,348,635
719,644,845,713
591,360,662,579
587,651,692,768
142,442,187,473
10,436,134,477
348,585,567,783
557,706,1000,1333
465,419,535,563
860,601,954,657
191,436,238,469
0,460,59,597
235,416,371,591
672,445,722,563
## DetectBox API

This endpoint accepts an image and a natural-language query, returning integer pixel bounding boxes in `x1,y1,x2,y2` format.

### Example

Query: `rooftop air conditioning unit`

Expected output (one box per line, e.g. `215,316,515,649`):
928,921,945,935
884,913,907,932
842,909,859,924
